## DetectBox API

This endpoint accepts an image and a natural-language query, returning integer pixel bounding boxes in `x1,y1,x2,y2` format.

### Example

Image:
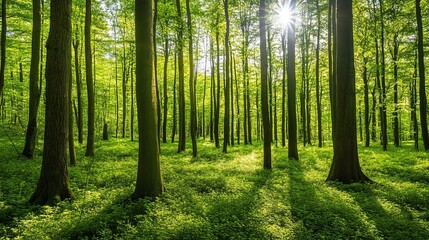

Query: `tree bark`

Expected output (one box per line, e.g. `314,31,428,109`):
72,32,83,144
29,0,72,206
259,0,271,169
162,37,169,143
186,0,197,157
176,0,186,153
22,0,41,158
133,0,164,198
315,0,322,148
287,0,298,160
326,0,370,183
0,0,6,96
222,0,230,153
85,0,94,157
416,0,429,151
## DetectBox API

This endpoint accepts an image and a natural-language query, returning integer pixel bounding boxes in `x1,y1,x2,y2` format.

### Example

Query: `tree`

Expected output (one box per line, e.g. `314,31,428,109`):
326,0,370,183
22,0,41,158
85,0,95,157
133,0,164,198
29,0,73,205
287,0,298,160
186,0,197,157
223,0,230,153
0,0,5,97
259,0,271,169
72,30,83,144
176,0,186,153
415,0,429,151
315,0,322,148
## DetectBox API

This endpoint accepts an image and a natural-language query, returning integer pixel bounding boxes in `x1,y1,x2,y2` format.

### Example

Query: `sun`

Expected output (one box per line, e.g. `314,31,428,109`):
274,1,293,30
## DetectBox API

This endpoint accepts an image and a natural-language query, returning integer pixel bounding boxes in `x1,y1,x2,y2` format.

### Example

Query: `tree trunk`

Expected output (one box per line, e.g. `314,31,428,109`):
72,33,83,144
122,41,127,138
176,0,186,153
0,0,6,96
186,0,197,157
29,0,72,206
130,63,134,141
234,55,240,144
411,51,418,149
259,0,271,169
281,33,286,147
222,0,230,153
287,0,298,160
22,0,41,158
69,68,76,166
326,0,370,183
315,0,322,148
379,0,387,151
133,0,164,198
214,17,221,148
162,37,169,143
363,57,370,147
392,33,399,147
416,0,429,151
171,52,177,143
85,0,94,157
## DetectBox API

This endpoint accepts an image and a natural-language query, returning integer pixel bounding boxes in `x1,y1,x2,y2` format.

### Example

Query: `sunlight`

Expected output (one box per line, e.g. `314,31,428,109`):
274,0,293,31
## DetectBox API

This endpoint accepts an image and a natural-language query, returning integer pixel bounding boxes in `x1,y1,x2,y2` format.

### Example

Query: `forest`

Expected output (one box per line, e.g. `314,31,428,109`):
0,0,428,239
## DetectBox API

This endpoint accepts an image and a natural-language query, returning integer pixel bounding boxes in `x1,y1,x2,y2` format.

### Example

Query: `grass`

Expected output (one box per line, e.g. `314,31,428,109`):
0,135,428,239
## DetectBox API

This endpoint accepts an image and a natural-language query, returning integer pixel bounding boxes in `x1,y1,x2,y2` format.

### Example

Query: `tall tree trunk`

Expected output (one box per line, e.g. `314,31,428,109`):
171,52,177,143
281,33,286,147
230,46,234,146
29,0,72,205
186,0,197,157
392,33,399,147
411,51,418,149
326,0,370,183
69,68,76,166
176,0,186,152
267,27,273,143
222,0,230,153
329,0,337,146
22,0,41,158
363,57,370,147
288,0,298,160
416,0,429,151
72,33,83,144
0,0,6,96
133,0,164,198
214,17,221,148
234,55,240,144
85,0,94,157
379,0,387,151
130,63,134,141
371,83,377,141
162,37,169,143
259,0,271,169
210,40,214,141
315,0,322,148
122,41,127,138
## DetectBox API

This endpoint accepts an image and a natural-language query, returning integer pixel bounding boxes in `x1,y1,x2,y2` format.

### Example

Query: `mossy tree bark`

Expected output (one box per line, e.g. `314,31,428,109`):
29,0,72,206
22,0,41,158
133,0,164,198
326,0,370,183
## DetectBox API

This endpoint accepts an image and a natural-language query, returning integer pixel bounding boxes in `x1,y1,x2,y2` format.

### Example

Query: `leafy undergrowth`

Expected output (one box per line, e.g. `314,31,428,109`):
1,136,428,239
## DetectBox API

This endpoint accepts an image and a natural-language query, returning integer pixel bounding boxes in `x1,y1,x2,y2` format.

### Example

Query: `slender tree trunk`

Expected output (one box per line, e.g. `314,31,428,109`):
379,0,387,151
176,0,186,152
230,46,234,146
122,41,127,138
416,0,429,151
162,37,169,143
69,68,76,166
329,0,337,145
214,18,221,148
72,34,83,144
29,0,72,206
326,0,370,183
202,38,208,140
171,52,177,143
234,55,240,144
259,0,271,169
22,0,41,158
133,0,164,198
85,0,94,157
392,33,399,147
222,0,230,153
411,51,418,149
131,63,134,141
363,57,370,147
267,27,273,143
288,0,298,160
210,40,214,141
281,33,286,147
186,0,197,157
315,0,322,148
0,0,6,96
371,83,377,141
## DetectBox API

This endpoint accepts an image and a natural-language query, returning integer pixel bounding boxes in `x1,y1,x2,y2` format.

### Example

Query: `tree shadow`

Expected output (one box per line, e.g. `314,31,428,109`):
332,183,429,239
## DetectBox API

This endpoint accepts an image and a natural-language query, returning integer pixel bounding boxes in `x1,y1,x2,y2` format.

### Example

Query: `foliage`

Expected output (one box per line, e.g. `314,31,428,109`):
1,135,428,239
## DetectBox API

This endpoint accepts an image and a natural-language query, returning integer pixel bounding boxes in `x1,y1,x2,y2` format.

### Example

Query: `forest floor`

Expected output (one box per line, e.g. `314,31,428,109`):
1,135,429,239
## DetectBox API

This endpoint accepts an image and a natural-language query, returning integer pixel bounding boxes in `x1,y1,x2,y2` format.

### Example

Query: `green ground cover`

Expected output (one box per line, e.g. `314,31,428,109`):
1,136,428,239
